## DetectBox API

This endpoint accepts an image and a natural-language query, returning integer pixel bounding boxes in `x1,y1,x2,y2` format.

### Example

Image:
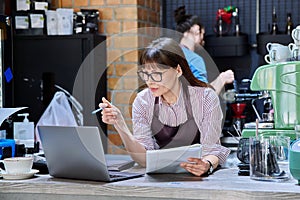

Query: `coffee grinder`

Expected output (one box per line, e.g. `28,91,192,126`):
242,61,300,140
222,79,261,136
231,103,246,134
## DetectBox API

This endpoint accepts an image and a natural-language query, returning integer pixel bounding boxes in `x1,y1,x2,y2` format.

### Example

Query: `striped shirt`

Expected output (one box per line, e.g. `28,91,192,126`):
132,85,230,164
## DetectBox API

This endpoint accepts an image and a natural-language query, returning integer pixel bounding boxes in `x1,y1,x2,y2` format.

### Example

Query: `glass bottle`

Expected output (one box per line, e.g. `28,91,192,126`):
234,7,240,36
217,15,223,36
285,13,293,35
270,7,278,35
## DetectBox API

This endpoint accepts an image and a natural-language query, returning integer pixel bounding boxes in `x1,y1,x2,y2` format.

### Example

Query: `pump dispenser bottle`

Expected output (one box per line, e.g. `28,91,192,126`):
13,113,34,148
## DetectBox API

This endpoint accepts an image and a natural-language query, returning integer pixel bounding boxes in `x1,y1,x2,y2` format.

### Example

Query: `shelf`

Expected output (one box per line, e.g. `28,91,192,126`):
204,34,249,57
256,33,293,55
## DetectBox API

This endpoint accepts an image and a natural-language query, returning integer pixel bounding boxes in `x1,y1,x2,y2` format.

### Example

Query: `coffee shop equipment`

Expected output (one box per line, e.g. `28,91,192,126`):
222,79,263,135
289,139,300,185
249,136,289,181
221,80,262,171
230,102,246,135
242,61,300,140
73,9,99,34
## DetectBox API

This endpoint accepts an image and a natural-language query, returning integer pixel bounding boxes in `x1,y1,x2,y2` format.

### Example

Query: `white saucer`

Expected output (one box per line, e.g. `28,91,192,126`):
0,169,39,180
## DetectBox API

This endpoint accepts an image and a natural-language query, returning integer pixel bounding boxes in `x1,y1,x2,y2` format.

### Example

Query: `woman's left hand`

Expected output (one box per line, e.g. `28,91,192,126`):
180,157,210,176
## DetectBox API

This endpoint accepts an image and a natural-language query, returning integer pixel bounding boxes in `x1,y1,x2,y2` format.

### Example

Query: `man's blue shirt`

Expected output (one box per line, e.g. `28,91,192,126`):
181,46,208,83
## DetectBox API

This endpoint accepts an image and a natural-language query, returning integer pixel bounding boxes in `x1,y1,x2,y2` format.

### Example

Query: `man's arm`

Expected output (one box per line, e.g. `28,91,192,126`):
210,70,234,94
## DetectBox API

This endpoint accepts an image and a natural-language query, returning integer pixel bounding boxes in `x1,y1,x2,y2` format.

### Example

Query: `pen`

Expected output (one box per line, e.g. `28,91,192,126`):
92,99,112,114
91,107,103,114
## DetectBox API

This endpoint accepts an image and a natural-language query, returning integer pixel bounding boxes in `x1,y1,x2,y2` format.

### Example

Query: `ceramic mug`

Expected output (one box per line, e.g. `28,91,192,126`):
0,157,33,174
264,47,291,64
292,26,300,46
264,53,276,64
289,43,300,61
288,43,297,51
291,48,300,61
266,42,286,52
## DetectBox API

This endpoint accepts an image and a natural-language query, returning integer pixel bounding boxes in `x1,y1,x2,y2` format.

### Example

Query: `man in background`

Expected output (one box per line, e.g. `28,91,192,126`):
174,6,234,94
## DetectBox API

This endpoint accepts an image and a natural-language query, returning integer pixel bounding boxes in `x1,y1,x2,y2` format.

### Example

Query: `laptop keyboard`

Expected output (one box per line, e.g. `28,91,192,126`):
109,174,126,178
108,171,144,181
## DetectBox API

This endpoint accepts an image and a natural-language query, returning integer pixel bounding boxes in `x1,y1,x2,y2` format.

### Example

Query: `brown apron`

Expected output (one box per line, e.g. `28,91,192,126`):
151,86,200,149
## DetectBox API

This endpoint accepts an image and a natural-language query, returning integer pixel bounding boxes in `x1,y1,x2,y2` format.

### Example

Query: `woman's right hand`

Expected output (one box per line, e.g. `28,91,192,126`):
99,97,123,125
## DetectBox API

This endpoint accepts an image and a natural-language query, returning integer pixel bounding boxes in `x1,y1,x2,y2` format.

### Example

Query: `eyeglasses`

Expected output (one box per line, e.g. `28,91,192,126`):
137,70,168,82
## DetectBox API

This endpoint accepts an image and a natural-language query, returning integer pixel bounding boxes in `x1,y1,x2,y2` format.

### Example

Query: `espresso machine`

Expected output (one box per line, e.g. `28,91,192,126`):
242,61,300,140
222,79,262,136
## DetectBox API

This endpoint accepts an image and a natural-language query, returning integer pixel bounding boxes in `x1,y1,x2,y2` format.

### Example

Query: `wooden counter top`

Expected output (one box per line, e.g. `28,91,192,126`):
0,166,299,200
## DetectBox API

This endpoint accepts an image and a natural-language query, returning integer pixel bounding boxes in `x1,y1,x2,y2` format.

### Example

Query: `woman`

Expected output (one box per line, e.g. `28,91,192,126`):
100,37,230,176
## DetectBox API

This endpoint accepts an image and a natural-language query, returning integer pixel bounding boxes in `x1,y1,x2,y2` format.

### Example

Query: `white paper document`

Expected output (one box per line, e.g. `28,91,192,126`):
146,144,202,174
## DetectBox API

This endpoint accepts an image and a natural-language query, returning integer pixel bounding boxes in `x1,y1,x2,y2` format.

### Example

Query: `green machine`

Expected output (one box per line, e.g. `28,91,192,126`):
242,61,300,140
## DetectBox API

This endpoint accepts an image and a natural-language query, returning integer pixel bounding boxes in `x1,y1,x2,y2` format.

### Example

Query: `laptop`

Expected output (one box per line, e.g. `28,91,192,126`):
38,126,144,182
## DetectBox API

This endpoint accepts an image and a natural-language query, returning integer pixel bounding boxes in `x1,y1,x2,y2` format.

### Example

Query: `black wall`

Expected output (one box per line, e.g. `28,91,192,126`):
162,0,300,82
162,0,300,44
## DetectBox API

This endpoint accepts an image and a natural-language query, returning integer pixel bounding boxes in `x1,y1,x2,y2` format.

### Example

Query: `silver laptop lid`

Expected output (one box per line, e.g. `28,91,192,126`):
38,126,111,181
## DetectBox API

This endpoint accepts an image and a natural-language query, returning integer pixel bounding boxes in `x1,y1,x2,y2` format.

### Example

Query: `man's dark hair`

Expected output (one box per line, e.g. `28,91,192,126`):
174,6,201,33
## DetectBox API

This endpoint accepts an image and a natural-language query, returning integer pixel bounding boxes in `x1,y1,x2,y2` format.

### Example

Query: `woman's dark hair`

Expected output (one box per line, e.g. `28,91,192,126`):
174,6,201,33
139,37,207,88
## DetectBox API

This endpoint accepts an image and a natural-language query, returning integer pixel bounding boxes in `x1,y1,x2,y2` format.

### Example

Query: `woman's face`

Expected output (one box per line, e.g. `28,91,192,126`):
138,64,180,97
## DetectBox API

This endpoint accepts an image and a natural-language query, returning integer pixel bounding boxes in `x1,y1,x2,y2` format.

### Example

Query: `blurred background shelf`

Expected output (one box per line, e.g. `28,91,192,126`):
205,34,249,57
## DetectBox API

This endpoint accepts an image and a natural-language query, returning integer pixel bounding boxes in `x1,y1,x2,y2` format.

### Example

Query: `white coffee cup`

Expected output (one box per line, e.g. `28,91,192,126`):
288,43,297,51
266,42,286,52
264,53,275,64
0,157,33,174
264,47,291,64
292,25,300,46
289,43,300,61
291,48,300,61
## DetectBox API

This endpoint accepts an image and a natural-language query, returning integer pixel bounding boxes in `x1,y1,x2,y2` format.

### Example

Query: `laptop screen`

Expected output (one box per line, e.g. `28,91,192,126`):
38,126,111,181
38,126,144,182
